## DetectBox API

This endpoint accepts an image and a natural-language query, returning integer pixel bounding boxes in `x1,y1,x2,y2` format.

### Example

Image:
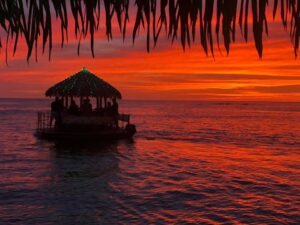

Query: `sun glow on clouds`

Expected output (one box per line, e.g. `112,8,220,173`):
0,7,300,101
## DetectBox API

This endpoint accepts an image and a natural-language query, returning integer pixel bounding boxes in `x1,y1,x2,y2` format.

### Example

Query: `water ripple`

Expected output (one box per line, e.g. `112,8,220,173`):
0,99,300,224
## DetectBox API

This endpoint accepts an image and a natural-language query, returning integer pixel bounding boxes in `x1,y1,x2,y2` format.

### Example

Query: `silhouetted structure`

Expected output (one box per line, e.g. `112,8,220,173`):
37,67,136,140
81,98,93,113
68,99,79,115
50,97,60,126
0,0,300,61
45,67,122,99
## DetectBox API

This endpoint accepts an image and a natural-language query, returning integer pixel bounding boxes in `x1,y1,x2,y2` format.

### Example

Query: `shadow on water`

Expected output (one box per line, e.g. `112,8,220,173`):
52,139,135,155
32,139,137,225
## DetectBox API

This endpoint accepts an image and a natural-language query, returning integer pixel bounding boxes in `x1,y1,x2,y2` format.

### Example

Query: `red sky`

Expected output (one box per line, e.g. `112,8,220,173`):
0,3,300,101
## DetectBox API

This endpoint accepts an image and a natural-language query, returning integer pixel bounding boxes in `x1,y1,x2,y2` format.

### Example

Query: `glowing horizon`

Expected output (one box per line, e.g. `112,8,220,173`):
0,9,300,101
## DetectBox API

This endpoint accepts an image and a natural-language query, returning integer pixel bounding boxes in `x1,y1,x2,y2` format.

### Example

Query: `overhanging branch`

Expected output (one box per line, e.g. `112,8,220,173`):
0,0,299,62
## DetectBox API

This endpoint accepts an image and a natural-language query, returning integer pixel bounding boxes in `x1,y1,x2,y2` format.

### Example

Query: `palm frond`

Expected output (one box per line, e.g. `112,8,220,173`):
0,0,299,62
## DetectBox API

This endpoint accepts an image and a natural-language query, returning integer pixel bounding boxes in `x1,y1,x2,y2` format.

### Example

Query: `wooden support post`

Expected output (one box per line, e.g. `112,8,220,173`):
37,112,40,130
65,96,69,108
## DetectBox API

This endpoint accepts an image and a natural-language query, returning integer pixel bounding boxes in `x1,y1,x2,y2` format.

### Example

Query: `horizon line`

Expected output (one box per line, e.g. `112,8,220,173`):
0,97,299,104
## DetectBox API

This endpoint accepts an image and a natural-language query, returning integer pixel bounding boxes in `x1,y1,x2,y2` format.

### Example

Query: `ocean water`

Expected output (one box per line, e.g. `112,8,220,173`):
0,99,299,224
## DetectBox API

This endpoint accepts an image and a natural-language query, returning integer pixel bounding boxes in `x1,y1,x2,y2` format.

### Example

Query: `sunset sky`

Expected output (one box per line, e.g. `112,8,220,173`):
0,2,300,101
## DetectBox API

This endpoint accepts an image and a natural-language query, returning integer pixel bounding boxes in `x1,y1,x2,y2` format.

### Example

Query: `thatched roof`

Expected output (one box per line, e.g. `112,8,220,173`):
0,0,299,61
45,68,122,99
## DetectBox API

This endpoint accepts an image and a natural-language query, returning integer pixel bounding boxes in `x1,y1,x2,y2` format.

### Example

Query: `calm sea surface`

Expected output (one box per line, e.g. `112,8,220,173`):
0,99,299,224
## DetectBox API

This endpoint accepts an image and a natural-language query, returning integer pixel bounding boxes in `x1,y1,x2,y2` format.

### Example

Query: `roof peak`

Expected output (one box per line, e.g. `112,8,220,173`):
82,67,88,72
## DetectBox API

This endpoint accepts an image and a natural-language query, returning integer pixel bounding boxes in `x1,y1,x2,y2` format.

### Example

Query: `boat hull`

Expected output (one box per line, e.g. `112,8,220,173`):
36,126,136,141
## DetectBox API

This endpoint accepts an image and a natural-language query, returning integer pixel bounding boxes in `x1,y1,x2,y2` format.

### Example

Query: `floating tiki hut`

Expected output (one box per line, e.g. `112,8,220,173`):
45,67,122,109
36,68,136,140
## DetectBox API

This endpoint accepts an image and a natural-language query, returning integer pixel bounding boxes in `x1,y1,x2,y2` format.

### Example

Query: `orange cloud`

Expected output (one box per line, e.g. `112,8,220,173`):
0,5,299,101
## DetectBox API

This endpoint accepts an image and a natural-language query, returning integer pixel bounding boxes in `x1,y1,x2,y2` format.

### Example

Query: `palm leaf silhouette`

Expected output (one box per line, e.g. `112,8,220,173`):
0,0,300,62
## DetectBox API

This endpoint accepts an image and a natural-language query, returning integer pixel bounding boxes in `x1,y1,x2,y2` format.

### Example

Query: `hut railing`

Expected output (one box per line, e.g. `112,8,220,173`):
37,111,131,130
37,112,52,132
118,114,130,123
118,114,131,128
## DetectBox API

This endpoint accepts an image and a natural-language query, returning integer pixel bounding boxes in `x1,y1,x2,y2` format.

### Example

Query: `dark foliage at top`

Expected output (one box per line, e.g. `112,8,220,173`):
0,0,299,62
